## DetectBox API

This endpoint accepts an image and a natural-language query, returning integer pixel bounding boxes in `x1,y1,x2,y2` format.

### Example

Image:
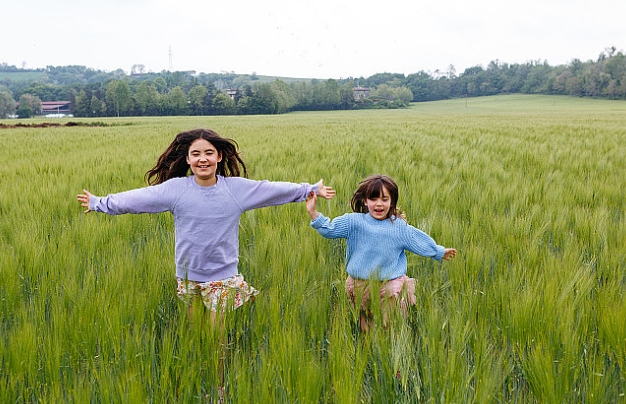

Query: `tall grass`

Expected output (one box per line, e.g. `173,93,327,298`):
1,95,625,402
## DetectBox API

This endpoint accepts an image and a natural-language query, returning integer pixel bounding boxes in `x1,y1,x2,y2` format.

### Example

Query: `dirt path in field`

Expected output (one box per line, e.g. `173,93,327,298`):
0,122,110,129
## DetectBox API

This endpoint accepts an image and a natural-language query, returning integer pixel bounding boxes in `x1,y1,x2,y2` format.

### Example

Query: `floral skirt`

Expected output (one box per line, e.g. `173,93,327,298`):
177,274,259,312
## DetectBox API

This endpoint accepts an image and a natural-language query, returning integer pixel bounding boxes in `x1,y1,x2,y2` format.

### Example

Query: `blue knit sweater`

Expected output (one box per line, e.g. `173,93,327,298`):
90,175,317,282
310,212,445,280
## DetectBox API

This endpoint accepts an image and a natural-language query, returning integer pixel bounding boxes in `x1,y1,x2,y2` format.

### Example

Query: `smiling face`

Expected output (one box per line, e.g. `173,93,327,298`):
365,186,392,220
350,175,400,220
186,138,222,186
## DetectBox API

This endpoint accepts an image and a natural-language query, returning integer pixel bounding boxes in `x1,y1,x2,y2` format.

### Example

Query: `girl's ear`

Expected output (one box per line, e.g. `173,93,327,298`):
217,152,223,162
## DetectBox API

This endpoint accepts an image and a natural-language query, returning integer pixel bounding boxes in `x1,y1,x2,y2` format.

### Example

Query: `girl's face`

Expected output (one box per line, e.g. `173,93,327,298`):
365,186,391,220
186,138,222,186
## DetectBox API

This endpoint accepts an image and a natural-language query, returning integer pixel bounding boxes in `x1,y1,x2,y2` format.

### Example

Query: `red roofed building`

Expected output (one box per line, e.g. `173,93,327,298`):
41,101,72,115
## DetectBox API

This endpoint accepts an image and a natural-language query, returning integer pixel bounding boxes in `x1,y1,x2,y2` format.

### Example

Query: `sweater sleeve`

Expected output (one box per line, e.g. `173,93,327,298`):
227,177,317,211
404,224,446,260
89,182,176,215
310,212,351,239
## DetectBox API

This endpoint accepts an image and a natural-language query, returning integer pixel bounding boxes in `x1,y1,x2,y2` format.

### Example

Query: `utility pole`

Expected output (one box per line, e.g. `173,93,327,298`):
169,45,173,72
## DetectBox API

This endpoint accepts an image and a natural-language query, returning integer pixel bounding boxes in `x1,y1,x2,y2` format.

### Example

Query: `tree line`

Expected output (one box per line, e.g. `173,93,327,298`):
1,46,624,119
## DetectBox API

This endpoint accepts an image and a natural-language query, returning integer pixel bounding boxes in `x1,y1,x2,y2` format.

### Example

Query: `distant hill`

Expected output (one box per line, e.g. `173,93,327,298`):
0,71,47,82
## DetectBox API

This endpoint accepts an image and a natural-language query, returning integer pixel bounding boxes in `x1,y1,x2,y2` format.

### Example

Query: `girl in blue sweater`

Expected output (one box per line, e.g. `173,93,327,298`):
77,128,335,321
306,174,455,332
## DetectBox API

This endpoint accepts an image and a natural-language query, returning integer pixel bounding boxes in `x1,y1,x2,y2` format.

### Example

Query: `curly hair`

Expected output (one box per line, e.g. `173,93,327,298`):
350,174,405,221
145,128,247,185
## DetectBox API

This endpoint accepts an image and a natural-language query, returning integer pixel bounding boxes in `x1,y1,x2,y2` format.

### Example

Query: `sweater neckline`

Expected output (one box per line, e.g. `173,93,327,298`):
190,174,223,189
363,212,392,224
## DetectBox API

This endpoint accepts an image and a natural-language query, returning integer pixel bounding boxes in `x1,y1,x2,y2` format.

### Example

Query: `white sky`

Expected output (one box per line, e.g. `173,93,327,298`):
2,0,625,79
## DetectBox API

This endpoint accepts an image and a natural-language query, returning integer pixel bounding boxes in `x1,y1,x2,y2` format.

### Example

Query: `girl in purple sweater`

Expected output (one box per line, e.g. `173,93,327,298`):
77,128,335,321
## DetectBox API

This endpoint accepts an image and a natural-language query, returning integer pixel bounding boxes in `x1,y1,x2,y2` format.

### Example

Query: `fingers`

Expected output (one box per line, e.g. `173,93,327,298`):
77,189,92,213
443,248,457,260
314,180,336,199
319,186,336,199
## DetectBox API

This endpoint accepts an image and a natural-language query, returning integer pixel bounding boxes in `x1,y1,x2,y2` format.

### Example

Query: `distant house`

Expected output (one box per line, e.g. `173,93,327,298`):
353,86,370,101
226,88,238,99
41,101,72,116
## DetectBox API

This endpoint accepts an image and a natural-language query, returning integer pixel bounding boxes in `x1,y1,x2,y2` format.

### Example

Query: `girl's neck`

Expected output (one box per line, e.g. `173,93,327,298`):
194,175,218,187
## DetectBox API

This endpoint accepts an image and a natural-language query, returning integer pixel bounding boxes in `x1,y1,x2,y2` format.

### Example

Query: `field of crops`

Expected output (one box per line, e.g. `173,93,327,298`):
0,71,48,82
1,95,625,403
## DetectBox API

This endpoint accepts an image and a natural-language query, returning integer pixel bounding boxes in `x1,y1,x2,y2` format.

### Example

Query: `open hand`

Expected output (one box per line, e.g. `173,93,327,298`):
315,179,336,199
77,189,93,213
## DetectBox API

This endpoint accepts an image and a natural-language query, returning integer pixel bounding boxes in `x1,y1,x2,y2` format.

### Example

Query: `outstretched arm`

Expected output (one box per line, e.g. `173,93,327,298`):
77,189,93,214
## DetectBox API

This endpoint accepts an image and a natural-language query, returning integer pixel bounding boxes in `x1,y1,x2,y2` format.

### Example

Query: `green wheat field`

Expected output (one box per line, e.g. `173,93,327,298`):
1,95,625,403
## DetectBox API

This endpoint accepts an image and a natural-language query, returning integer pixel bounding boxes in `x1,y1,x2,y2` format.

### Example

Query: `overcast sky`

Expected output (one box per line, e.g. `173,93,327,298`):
2,0,624,79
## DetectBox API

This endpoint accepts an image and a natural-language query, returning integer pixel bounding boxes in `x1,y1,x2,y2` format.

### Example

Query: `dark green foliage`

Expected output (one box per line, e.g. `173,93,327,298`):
1,47,625,118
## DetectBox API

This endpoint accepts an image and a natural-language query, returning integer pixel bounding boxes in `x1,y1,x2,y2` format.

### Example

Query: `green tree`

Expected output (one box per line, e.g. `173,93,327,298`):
15,104,33,118
323,79,341,108
0,90,16,118
162,86,188,115
202,82,219,115
339,83,355,110
166,71,187,89
290,81,313,110
235,95,252,114
374,84,395,100
90,95,106,117
236,85,266,115
19,83,64,101
188,85,208,115
17,94,42,117
212,92,236,115
521,61,552,94
153,77,168,93
394,86,413,104
74,90,90,117
105,80,132,116
270,79,296,113
134,82,161,116
406,71,436,101
581,63,606,97
252,83,279,114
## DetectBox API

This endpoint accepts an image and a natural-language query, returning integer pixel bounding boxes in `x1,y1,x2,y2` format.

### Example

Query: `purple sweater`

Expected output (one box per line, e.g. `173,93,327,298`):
90,175,317,282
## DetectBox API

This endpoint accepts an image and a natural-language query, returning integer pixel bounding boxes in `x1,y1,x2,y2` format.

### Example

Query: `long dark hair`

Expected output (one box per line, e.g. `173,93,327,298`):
145,128,247,185
350,174,404,221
